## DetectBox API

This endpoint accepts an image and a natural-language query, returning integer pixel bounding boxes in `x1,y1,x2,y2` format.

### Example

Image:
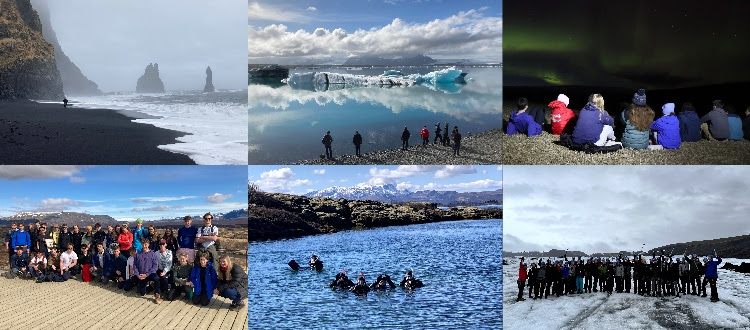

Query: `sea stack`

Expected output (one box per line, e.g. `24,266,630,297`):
30,0,102,96
203,66,215,92
0,0,64,99
136,63,165,93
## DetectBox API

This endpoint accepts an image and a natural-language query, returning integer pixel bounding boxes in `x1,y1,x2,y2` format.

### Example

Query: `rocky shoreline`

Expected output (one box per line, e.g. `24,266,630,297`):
294,129,502,165
249,191,502,241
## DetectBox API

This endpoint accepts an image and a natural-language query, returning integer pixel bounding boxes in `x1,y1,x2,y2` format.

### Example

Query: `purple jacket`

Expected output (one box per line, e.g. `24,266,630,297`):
134,250,158,276
507,110,542,137
650,115,681,149
572,102,614,144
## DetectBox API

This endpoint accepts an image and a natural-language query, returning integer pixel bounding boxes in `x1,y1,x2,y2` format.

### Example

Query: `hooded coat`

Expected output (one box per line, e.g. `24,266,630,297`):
190,261,218,300
727,114,744,141
650,115,681,149
704,257,722,279
620,108,650,149
507,110,542,137
678,110,701,142
549,100,576,135
700,108,730,139
572,103,614,145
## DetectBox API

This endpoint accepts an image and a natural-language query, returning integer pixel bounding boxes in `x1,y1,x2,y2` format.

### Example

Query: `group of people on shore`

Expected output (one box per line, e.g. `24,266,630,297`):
4,213,247,309
321,122,464,159
515,252,724,303
290,254,424,294
507,89,749,150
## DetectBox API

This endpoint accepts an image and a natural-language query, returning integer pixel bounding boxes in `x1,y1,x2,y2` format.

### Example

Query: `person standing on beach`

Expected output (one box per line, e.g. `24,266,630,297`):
507,97,542,137
700,100,730,141
420,125,430,146
434,123,442,145
322,131,333,159
196,212,219,270
352,131,363,156
401,126,411,150
63,97,68,108
452,126,462,156
178,216,198,263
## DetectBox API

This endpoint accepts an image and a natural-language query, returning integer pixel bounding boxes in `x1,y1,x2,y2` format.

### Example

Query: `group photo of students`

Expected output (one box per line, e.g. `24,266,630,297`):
4,213,247,309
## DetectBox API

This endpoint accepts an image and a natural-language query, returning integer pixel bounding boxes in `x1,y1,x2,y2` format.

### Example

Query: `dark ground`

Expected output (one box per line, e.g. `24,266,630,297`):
0,99,194,164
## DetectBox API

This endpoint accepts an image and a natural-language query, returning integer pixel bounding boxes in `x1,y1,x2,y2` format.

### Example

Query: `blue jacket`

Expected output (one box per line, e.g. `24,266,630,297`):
92,251,112,274
11,230,31,250
507,110,542,137
704,257,722,278
132,227,148,252
572,103,614,144
178,226,198,249
620,110,650,149
650,115,681,149
190,262,218,300
109,255,128,278
10,253,29,269
728,114,744,141
678,110,701,142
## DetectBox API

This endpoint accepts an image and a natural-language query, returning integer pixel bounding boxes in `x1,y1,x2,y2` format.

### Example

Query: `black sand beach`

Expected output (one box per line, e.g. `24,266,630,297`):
0,99,194,164
294,129,502,165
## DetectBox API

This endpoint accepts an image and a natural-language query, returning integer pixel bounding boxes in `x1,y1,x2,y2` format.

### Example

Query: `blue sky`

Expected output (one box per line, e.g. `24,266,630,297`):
0,166,247,221
248,0,502,63
248,165,502,195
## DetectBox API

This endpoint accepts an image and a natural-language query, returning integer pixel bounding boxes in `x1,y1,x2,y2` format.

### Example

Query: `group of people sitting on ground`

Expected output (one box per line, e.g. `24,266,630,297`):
516,251,724,303
321,123,464,159
330,269,424,295
507,89,749,150
4,213,247,309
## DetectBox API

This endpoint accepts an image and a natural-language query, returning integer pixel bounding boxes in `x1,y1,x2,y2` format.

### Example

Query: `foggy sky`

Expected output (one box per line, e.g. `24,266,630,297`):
40,1,246,92
504,166,750,254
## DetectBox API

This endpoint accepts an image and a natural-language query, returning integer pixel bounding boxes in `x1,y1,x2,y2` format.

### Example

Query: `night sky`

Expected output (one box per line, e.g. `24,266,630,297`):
504,0,750,89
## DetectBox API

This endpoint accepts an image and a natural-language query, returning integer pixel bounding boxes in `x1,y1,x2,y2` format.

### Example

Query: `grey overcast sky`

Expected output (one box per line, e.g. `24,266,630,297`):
40,0,246,92
504,166,750,254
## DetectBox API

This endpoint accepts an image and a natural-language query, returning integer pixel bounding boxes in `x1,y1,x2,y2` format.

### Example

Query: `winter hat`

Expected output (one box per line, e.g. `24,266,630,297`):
662,103,675,115
557,94,570,106
632,88,647,106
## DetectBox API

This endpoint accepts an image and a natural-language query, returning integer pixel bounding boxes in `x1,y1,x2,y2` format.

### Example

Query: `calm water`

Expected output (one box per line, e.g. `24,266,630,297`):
248,67,501,164
248,219,502,329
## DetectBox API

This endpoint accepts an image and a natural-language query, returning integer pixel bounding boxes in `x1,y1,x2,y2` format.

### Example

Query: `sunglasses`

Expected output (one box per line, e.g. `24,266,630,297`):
204,217,213,220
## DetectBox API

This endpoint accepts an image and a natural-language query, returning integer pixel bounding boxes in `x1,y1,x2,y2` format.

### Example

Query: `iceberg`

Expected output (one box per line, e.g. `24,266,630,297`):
283,66,467,92
405,67,464,84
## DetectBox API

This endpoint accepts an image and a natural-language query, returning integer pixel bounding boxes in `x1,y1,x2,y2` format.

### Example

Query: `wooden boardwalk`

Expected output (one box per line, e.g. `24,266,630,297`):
0,272,248,330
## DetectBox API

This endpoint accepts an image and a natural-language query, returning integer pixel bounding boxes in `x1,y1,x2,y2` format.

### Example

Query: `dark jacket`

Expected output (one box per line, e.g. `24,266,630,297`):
352,133,362,146
620,109,650,149
743,116,750,141
93,230,107,246
401,129,410,141
322,134,333,147
109,255,127,278
572,102,614,145
700,108,730,139
678,110,701,142
728,114,743,141
10,254,29,269
91,251,111,273
58,231,71,250
216,263,248,299
650,115,681,149
507,110,542,137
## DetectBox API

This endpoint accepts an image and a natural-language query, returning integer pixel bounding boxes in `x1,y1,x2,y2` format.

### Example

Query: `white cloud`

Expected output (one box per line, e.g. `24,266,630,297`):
248,9,501,60
248,1,311,23
132,196,196,203
0,165,83,180
253,168,311,193
396,182,418,191
434,165,477,178
313,169,326,175
496,165,502,171
423,179,502,191
35,198,82,212
69,176,87,184
206,193,233,204
260,168,294,180
306,6,317,12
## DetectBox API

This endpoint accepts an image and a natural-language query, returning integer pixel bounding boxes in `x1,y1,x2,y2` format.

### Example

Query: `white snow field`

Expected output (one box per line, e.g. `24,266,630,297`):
503,258,750,329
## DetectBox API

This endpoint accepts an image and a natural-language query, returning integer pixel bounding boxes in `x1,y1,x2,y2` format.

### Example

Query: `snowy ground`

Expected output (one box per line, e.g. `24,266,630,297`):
503,258,750,329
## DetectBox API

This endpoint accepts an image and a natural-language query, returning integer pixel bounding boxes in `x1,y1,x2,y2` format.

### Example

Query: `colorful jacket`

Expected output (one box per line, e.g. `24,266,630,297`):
572,103,614,144
117,231,133,251
507,110,542,137
678,110,701,142
190,262,218,300
704,257,722,278
11,230,31,250
134,250,158,276
420,127,429,139
131,227,148,252
549,100,576,135
727,114,744,141
650,115,681,149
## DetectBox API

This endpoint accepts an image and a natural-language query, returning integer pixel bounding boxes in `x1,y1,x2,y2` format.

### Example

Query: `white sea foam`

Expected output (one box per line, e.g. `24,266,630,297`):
66,91,247,165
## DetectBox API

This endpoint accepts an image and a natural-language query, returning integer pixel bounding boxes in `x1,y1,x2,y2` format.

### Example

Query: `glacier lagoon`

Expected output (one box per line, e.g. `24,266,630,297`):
248,67,501,164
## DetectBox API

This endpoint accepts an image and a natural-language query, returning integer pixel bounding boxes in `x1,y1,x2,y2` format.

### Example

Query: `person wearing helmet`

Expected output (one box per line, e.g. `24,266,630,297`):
369,274,396,291
679,256,691,295
400,269,424,290
690,256,704,296
351,274,370,295
700,257,709,297
527,262,538,299
585,258,596,293
614,259,624,293
535,261,547,299
623,257,633,294
330,270,354,290
309,253,323,271
517,258,528,301
704,254,722,302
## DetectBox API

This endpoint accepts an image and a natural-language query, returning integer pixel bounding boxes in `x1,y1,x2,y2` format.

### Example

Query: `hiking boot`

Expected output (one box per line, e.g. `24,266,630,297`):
516,297,526,302
155,294,162,304
229,301,245,311
701,294,707,297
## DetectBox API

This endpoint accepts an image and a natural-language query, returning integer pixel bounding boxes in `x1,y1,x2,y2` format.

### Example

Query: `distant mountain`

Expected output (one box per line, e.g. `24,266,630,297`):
342,55,436,66
0,209,249,227
304,185,502,206
650,235,750,259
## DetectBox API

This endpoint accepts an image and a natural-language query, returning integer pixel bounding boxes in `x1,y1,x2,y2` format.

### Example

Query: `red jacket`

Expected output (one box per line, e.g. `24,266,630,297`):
420,127,429,139
549,100,576,135
518,263,527,281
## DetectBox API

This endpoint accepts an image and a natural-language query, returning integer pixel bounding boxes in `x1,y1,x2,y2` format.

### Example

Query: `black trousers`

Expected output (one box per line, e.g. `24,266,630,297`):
625,276,631,292
706,277,718,300
193,291,210,306
135,273,161,296
517,280,525,299
354,144,361,156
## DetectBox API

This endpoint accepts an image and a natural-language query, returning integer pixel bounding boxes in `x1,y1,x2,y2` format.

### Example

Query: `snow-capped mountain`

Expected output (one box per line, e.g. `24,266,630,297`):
304,185,502,206
304,184,409,201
